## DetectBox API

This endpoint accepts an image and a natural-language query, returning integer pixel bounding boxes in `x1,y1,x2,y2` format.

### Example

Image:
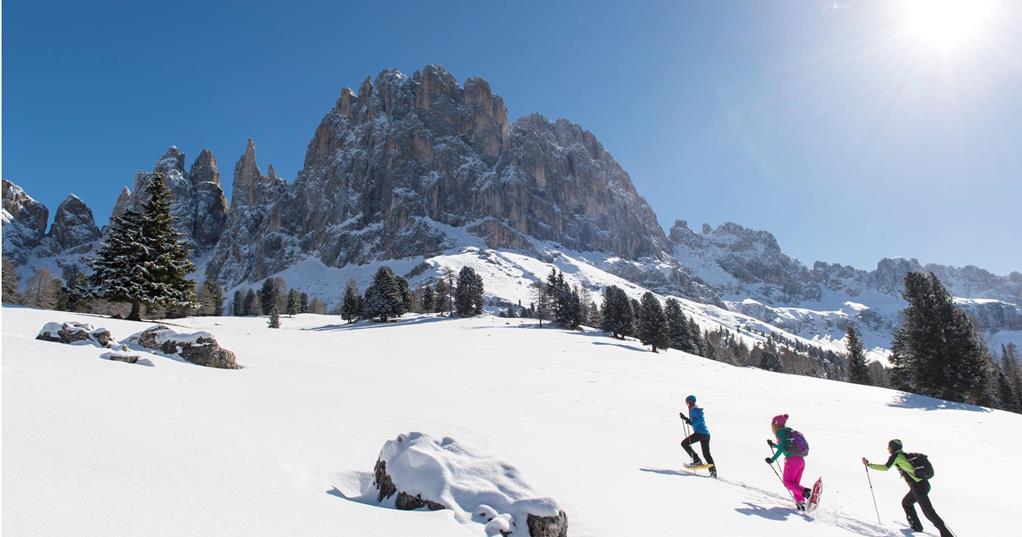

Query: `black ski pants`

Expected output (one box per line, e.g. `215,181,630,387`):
902,479,952,537
681,433,714,467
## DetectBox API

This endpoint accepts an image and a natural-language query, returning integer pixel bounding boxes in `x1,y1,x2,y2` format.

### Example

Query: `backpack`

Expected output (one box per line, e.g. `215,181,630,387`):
787,429,809,457
905,452,934,479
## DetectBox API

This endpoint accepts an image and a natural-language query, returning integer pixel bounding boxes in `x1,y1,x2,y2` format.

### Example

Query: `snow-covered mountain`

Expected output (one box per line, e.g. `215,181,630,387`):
3,64,1019,362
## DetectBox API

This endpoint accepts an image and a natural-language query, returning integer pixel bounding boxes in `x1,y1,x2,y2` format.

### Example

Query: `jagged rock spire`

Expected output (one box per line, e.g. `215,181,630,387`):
189,149,220,186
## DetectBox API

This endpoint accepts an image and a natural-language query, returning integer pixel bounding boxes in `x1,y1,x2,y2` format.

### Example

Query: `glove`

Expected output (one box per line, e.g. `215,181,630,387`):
764,457,773,464
679,413,691,424
862,458,869,466
767,439,775,448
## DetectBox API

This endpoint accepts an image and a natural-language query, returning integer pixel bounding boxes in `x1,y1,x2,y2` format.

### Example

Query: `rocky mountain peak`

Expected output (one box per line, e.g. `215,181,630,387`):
49,194,100,251
2,179,50,262
154,146,186,176
231,139,285,208
189,149,220,186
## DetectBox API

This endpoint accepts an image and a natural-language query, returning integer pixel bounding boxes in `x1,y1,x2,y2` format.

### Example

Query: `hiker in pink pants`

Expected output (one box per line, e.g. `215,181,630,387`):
764,414,813,511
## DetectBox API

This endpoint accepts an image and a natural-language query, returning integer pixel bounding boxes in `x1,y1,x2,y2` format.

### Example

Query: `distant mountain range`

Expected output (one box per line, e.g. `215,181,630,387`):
4,65,1020,360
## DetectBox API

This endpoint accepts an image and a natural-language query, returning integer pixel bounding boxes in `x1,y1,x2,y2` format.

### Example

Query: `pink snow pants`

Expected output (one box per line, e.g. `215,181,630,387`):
783,456,806,502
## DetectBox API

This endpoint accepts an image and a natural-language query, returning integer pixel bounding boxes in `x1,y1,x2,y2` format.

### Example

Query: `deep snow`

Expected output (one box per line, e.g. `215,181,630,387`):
3,306,1017,536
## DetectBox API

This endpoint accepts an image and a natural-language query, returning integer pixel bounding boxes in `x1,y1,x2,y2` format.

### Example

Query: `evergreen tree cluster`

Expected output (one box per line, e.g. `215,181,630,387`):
845,325,871,385
455,266,485,317
600,285,635,339
889,272,992,406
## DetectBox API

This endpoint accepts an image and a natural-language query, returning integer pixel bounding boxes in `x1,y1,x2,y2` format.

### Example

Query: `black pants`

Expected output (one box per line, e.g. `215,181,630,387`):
902,479,952,537
681,433,714,467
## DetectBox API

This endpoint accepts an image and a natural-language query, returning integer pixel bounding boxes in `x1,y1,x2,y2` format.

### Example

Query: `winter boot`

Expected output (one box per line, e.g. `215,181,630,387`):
803,487,813,503
796,501,806,512
709,466,717,478
689,455,703,466
908,517,924,532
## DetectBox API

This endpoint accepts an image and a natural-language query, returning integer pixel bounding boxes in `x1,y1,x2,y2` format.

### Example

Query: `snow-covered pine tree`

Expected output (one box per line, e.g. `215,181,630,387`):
87,173,196,321
421,285,436,313
688,318,704,356
287,288,300,317
57,266,89,312
455,266,484,316
845,325,871,385
268,303,280,328
532,280,550,327
232,290,244,316
299,292,309,313
259,278,284,315
893,271,991,404
363,266,404,321
2,256,21,304
342,279,360,323
638,292,670,353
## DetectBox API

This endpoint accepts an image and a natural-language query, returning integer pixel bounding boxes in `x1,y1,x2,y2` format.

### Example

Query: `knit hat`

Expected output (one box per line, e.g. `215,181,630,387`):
888,439,903,451
685,395,697,404
771,414,789,427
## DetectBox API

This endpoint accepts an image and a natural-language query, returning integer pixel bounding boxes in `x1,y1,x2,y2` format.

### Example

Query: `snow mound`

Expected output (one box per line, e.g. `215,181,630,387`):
370,432,565,536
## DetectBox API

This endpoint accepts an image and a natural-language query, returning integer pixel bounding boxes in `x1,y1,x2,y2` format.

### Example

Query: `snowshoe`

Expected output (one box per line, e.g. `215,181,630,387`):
805,478,823,513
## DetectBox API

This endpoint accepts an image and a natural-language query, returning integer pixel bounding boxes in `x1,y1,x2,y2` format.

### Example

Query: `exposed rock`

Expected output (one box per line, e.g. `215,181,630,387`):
127,325,239,369
36,322,113,348
48,194,101,251
2,179,50,262
527,511,568,537
103,351,140,364
188,149,221,186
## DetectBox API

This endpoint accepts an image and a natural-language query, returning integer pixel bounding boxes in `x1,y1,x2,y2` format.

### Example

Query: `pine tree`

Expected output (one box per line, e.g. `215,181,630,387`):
88,173,196,320
57,267,90,312
232,290,244,316
2,256,21,304
892,272,991,404
259,278,286,315
664,298,697,354
268,303,280,328
287,288,300,317
435,277,452,315
342,279,360,323
533,281,550,327
363,266,404,321
208,280,223,316
845,325,871,385
397,276,414,313
638,292,670,352
601,286,635,339
1002,344,1022,412
243,289,258,316
688,318,704,356
421,285,436,313
455,266,485,316
299,292,309,313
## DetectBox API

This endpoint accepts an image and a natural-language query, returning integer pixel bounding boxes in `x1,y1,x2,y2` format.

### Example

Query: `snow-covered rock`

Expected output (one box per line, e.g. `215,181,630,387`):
2,179,50,263
36,321,113,347
370,432,567,537
126,325,238,369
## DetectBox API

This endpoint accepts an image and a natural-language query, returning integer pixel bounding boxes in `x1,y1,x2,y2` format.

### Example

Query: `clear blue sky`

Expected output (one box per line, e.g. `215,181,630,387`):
4,0,1020,274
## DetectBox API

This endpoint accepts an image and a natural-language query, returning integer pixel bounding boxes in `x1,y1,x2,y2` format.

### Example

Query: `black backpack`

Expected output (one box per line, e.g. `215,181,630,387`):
905,452,934,480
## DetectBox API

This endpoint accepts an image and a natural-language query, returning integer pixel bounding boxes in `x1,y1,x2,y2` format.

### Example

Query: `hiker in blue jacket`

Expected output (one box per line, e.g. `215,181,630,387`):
679,394,716,477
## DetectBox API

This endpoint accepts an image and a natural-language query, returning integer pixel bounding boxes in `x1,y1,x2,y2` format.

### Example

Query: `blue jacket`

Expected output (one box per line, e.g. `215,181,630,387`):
689,407,709,435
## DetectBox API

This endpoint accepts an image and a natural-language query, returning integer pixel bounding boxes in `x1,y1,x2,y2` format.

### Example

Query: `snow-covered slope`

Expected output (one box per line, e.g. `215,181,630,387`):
3,306,1017,536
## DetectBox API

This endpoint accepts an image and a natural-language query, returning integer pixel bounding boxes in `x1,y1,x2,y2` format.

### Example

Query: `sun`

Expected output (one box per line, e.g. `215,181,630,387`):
905,0,996,50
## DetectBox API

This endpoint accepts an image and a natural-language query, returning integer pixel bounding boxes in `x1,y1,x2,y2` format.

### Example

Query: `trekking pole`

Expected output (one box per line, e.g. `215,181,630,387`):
864,464,881,524
766,445,798,505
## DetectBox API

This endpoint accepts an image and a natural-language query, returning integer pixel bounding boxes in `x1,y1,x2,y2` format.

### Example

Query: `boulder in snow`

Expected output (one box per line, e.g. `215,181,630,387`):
370,432,567,537
127,325,239,369
36,322,114,348
102,351,141,364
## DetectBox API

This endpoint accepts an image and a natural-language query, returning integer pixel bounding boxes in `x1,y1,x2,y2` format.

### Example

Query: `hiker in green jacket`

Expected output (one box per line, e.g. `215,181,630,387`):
863,439,953,537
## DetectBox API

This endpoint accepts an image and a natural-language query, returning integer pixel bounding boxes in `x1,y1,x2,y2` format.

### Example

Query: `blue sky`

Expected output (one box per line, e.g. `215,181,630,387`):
4,0,1020,274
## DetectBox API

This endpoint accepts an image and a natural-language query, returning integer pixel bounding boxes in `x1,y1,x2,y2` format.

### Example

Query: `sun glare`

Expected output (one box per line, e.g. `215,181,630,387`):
905,0,996,50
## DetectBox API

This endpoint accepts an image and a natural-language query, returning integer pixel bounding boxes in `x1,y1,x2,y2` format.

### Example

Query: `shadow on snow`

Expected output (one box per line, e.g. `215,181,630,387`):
887,392,991,413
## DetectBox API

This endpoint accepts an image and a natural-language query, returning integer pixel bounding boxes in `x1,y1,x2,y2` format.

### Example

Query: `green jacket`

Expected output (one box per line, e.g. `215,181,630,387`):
868,451,922,483
768,427,792,463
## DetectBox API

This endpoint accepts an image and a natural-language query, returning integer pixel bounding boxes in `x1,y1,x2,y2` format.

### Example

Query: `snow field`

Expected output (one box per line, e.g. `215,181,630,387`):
3,306,1017,536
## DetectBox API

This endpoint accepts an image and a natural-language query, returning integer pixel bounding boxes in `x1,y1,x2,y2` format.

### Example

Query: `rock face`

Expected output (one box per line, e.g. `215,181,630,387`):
36,322,113,348
2,179,50,262
48,195,101,251
208,65,672,287
127,325,239,369
111,146,230,252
